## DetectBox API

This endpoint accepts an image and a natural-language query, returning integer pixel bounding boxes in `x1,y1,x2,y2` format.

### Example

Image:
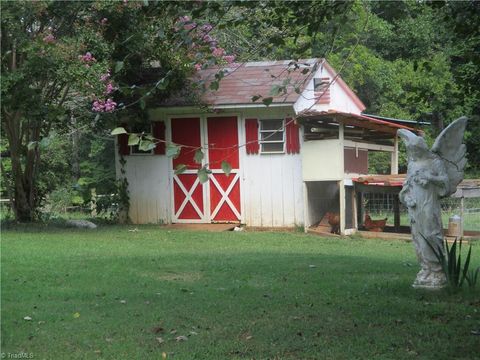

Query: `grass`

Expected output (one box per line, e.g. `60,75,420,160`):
1,225,480,359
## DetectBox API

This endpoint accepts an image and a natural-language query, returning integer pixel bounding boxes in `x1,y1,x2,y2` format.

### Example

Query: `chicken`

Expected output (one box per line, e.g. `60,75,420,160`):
326,212,340,234
364,214,388,232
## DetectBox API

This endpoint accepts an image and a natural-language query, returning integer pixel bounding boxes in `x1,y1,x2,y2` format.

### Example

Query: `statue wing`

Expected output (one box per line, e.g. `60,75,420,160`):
431,116,468,195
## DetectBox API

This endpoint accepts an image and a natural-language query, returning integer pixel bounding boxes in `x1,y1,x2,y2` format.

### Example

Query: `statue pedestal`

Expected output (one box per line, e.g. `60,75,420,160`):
412,269,446,290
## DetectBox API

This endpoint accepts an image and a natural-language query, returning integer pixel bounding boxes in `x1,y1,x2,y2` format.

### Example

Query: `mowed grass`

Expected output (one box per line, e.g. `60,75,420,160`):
1,226,479,359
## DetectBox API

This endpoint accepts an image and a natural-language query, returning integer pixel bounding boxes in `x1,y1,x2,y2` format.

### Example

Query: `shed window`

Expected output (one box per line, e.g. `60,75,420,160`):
259,119,284,153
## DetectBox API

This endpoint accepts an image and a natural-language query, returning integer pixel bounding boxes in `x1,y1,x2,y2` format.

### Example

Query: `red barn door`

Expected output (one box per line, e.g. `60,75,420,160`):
207,116,241,222
171,117,206,222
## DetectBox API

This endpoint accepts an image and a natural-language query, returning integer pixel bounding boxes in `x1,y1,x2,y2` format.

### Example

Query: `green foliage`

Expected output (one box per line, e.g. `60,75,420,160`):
427,237,478,291
221,160,232,176
194,149,204,164
466,267,480,288
197,166,211,184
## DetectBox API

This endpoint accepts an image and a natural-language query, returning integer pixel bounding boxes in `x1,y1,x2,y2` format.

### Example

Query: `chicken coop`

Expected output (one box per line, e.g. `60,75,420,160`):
354,176,480,239
297,111,419,236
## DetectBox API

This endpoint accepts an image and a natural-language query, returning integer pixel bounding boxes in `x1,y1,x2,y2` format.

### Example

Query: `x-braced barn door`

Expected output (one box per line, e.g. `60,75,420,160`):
171,117,206,222
170,116,241,223
207,116,241,222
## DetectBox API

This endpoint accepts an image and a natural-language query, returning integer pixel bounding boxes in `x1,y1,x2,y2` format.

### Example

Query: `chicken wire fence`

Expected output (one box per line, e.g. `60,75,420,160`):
363,192,480,232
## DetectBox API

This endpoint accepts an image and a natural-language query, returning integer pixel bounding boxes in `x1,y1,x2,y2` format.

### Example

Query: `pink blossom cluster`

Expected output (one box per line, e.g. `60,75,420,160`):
100,71,111,82
80,52,96,64
43,34,55,44
211,47,225,57
223,55,236,64
176,16,237,72
105,82,116,95
92,98,117,112
99,71,116,95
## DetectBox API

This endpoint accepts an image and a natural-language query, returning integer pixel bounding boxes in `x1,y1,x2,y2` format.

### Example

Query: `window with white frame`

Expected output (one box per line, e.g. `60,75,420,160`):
259,119,285,153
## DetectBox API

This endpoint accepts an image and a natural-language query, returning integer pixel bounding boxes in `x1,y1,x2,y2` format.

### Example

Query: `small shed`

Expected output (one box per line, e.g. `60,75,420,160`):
115,58,421,230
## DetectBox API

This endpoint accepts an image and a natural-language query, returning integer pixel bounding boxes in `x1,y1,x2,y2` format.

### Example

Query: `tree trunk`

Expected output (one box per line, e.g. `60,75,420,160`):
2,109,39,222
71,115,80,183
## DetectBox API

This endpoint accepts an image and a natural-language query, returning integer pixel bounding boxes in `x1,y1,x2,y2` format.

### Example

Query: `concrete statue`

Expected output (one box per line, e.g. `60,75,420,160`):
398,117,468,289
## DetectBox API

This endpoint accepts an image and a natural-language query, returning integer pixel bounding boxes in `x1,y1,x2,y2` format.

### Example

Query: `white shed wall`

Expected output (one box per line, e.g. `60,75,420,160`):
116,152,171,224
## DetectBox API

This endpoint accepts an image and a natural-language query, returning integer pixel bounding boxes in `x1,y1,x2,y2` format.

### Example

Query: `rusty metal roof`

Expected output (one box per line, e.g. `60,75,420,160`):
194,59,319,106
297,110,423,135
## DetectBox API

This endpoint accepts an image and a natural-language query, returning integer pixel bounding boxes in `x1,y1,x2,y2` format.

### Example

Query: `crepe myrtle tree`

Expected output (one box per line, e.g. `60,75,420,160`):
1,2,115,221
2,0,351,221
0,1,229,221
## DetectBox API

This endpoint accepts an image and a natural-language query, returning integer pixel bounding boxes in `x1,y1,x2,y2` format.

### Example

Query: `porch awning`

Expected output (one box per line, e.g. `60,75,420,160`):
296,110,423,135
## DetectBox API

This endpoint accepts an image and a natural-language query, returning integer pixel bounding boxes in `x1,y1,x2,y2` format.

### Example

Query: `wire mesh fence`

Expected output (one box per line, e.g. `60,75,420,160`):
363,192,480,232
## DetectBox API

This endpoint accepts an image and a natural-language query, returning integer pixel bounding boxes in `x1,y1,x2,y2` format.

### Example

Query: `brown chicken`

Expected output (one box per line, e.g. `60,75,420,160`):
326,212,340,234
364,214,388,232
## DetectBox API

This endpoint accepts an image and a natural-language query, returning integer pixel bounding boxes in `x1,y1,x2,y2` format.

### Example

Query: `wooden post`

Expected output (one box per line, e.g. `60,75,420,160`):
393,194,400,232
339,180,346,235
460,196,464,238
391,135,399,175
352,186,358,230
357,191,364,229
303,182,309,232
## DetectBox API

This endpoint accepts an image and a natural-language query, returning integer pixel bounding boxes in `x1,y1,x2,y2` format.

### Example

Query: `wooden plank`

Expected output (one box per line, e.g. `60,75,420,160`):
271,156,285,227
339,180,346,235
393,194,400,232
281,154,295,226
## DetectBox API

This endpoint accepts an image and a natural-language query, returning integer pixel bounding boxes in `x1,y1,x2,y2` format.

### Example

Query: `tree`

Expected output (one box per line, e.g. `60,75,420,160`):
1,2,111,220
1,0,353,221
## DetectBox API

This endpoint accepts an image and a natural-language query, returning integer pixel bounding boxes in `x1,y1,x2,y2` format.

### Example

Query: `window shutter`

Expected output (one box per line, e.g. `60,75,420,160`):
314,77,331,104
286,118,300,154
152,121,166,155
245,118,259,154
118,123,129,156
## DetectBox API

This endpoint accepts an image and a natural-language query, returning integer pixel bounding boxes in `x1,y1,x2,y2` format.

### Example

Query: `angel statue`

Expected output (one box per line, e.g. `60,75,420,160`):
398,117,468,289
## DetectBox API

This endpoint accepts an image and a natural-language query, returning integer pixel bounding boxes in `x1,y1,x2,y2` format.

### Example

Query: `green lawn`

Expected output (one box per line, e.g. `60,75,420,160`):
1,226,479,359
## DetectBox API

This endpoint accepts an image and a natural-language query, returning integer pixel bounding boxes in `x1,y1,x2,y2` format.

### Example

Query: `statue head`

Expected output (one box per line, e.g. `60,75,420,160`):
397,129,430,161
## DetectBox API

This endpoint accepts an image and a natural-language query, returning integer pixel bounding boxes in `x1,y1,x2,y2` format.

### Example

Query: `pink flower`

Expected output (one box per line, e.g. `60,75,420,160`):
92,100,104,112
80,52,96,63
194,63,202,71
100,71,111,82
104,98,117,112
211,47,225,57
43,34,55,43
202,34,213,43
92,98,117,113
184,22,197,31
178,16,191,23
223,55,236,64
200,24,213,33
105,82,116,95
